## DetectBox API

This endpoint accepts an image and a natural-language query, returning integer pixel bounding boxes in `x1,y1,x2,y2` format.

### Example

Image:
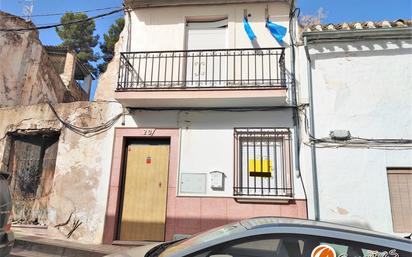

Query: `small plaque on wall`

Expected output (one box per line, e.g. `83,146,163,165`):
180,173,206,194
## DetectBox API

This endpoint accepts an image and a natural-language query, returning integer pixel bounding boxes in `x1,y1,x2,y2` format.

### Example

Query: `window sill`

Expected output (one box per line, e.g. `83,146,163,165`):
234,196,293,204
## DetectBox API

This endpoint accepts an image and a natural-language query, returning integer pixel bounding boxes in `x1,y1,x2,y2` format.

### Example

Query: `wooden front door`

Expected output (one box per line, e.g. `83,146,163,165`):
119,142,170,241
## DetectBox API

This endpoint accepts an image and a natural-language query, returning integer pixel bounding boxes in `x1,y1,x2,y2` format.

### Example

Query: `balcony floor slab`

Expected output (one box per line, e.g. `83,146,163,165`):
114,88,288,108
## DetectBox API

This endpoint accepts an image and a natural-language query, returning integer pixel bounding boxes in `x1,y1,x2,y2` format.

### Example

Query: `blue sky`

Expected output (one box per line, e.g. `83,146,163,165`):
299,0,412,24
0,0,411,100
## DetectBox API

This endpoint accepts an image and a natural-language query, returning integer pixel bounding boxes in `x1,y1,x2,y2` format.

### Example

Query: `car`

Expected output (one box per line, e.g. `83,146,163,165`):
106,217,412,257
0,171,14,257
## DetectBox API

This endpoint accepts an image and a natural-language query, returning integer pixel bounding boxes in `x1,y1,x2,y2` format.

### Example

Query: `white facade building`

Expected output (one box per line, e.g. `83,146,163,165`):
95,0,308,244
297,20,412,236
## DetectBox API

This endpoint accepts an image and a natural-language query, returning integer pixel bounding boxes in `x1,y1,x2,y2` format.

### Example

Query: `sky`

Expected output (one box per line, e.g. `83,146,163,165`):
0,0,411,100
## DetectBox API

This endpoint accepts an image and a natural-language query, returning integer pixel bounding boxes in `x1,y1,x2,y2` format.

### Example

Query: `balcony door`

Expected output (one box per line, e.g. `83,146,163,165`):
185,19,228,87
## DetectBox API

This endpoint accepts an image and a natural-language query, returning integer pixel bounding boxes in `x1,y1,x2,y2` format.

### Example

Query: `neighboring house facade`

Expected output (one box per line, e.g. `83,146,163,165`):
44,45,93,102
96,0,308,243
0,11,92,107
0,11,110,243
297,20,412,236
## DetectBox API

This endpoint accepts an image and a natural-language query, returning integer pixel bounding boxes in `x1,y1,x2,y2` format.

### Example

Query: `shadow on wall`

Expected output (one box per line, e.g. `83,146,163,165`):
309,39,412,62
105,198,307,243
111,209,305,243
127,108,295,130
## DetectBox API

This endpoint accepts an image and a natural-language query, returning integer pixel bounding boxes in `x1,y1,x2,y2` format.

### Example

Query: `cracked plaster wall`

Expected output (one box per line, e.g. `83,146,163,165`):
0,101,123,243
0,11,71,108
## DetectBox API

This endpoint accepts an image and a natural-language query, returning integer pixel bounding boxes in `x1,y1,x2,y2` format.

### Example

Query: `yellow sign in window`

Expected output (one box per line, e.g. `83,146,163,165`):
249,159,272,177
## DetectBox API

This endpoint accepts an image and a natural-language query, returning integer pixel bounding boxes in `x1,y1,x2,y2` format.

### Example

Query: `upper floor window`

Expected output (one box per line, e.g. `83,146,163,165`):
185,18,228,87
234,128,293,198
186,18,228,50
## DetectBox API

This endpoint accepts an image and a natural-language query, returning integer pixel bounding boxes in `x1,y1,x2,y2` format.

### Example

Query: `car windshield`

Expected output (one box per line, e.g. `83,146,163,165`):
158,221,247,256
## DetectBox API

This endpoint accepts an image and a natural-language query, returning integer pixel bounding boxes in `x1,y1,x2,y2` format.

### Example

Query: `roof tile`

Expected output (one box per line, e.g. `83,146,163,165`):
305,19,411,32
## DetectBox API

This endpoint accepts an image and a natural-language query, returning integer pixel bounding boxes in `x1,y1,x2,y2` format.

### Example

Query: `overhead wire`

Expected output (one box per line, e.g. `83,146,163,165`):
1,6,122,19
0,8,125,32
20,6,122,18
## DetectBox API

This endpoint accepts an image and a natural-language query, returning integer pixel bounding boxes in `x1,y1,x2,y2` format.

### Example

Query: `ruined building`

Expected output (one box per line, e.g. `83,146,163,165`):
0,11,117,242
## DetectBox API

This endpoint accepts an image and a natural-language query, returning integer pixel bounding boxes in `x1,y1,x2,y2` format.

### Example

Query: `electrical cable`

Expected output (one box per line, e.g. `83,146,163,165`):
21,6,122,18
295,105,412,150
2,6,122,18
128,106,296,112
289,7,301,48
0,8,124,32
298,167,309,217
47,102,124,137
289,6,309,218
306,135,412,150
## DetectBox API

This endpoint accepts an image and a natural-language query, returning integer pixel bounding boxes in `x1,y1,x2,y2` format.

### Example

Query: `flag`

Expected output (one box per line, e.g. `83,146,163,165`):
243,17,256,41
266,20,287,44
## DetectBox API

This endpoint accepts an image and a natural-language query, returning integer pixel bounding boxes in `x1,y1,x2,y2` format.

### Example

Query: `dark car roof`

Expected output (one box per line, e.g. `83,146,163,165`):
116,217,411,257
240,217,410,242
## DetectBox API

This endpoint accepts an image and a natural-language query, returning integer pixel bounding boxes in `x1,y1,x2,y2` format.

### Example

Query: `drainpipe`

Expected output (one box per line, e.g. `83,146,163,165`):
125,4,132,52
288,0,301,177
303,36,320,221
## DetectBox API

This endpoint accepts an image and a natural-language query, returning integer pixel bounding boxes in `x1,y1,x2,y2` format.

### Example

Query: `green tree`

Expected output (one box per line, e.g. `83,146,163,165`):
98,18,125,73
56,12,100,75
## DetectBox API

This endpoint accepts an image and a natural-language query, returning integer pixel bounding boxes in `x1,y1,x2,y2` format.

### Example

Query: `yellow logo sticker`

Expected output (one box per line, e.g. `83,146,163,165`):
311,245,336,257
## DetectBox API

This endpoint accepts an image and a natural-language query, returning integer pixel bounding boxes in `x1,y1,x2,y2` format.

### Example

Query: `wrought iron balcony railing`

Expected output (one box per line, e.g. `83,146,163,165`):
117,48,286,90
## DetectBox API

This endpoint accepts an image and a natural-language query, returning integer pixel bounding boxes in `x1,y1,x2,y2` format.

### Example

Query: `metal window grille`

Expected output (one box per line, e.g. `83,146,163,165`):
117,48,286,90
234,128,293,197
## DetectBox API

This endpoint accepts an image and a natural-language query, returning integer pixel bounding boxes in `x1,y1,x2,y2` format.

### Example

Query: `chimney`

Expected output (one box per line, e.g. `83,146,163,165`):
60,50,76,87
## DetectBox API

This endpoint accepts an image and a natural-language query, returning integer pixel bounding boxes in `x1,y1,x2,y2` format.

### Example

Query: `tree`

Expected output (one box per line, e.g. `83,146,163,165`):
56,12,100,75
299,7,327,29
98,18,125,73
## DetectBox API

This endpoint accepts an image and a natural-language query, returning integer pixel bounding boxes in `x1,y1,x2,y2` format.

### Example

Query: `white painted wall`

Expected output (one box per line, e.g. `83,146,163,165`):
297,38,412,234
121,109,306,199
128,2,290,51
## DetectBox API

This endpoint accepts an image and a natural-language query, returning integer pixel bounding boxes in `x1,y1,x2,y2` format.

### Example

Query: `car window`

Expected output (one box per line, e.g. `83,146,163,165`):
189,235,305,257
159,222,247,256
190,236,280,257
187,234,411,257
208,237,280,257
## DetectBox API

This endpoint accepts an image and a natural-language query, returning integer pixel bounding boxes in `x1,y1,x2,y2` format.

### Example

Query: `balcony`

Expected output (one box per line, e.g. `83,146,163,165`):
115,48,289,108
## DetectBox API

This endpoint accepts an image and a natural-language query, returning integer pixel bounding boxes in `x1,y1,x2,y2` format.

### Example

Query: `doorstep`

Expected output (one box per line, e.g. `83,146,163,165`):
11,232,131,257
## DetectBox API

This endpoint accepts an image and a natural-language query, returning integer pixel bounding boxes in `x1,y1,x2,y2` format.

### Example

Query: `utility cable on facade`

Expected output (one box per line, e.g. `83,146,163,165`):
47,102,124,137
296,106,412,150
306,135,412,150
